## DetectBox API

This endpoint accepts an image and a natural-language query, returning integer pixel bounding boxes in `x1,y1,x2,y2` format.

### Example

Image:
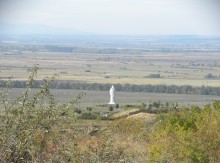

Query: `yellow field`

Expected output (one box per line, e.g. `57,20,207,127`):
1,51,220,87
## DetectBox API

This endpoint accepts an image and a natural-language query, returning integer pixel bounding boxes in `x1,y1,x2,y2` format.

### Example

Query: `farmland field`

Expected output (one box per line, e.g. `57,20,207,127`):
1,35,220,107
1,51,220,87
4,88,219,107
1,35,220,88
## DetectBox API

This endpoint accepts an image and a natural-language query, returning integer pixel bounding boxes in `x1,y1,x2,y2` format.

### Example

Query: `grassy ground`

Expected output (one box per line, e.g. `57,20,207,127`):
1,51,220,86
1,69,220,162
4,88,219,108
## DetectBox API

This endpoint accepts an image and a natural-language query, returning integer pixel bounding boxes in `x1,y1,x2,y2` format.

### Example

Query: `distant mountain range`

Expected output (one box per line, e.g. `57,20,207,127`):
0,22,90,35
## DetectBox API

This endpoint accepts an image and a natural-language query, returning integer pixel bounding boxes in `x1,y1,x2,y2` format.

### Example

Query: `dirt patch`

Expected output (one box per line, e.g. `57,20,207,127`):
126,112,157,122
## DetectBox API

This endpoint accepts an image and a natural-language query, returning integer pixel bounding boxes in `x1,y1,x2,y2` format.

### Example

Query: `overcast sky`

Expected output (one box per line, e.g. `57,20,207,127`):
0,0,220,35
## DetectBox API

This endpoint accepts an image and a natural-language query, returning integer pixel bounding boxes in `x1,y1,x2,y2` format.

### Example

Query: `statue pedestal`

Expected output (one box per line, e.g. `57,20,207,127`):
108,101,115,105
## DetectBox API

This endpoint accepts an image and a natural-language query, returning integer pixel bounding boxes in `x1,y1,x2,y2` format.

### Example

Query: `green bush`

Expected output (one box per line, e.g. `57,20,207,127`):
0,66,84,162
109,105,114,111
86,106,93,112
205,73,217,79
148,102,220,162
145,74,161,78
80,112,98,119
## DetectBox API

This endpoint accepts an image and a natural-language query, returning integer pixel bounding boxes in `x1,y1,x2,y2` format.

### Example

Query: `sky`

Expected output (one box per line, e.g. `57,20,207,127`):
0,0,220,35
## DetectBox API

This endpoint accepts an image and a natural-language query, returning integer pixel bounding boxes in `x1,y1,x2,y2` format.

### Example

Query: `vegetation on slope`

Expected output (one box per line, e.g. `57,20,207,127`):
148,102,220,162
1,66,220,162
0,66,85,162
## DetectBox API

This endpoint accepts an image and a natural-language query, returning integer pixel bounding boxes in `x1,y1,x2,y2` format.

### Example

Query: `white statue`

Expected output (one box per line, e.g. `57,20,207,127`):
109,85,115,105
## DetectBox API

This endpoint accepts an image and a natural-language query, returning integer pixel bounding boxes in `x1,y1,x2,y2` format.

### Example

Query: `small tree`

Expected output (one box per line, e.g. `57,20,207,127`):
109,105,114,111
141,103,146,109
148,104,153,110
165,102,169,108
86,106,93,112
152,101,160,108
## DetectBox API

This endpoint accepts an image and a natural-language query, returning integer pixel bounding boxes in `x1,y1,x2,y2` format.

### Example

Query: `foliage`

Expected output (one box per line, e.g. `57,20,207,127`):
86,106,93,112
80,112,98,120
205,73,218,79
123,104,142,109
0,66,84,162
111,118,144,135
141,103,147,109
148,102,220,162
109,105,114,112
145,74,161,78
3,80,220,95
1,65,220,162
115,103,119,109
2,80,220,95
152,101,160,108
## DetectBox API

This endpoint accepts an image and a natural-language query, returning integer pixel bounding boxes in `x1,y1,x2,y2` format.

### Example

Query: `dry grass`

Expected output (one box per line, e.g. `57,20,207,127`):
127,112,157,122
76,112,157,162
1,51,220,87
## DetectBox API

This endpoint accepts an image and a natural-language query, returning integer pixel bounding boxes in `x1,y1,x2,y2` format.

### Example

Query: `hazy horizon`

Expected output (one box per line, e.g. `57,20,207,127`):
0,0,220,36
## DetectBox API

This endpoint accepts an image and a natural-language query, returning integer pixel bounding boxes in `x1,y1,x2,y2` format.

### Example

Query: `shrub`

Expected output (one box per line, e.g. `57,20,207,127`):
86,106,93,112
0,66,84,162
152,101,160,108
74,108,82,114
109,105,114,111
80,112,98,119
145,74,161,78
205,73,217,79
140,103,146,109
148,104,220,162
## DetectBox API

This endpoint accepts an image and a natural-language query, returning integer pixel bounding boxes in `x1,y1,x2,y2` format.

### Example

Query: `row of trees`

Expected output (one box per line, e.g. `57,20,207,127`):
1,80,220,95
2,44,219,55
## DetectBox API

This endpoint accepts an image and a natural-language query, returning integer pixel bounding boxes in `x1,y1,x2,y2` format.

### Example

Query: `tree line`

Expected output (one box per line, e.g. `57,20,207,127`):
1,80,220,95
